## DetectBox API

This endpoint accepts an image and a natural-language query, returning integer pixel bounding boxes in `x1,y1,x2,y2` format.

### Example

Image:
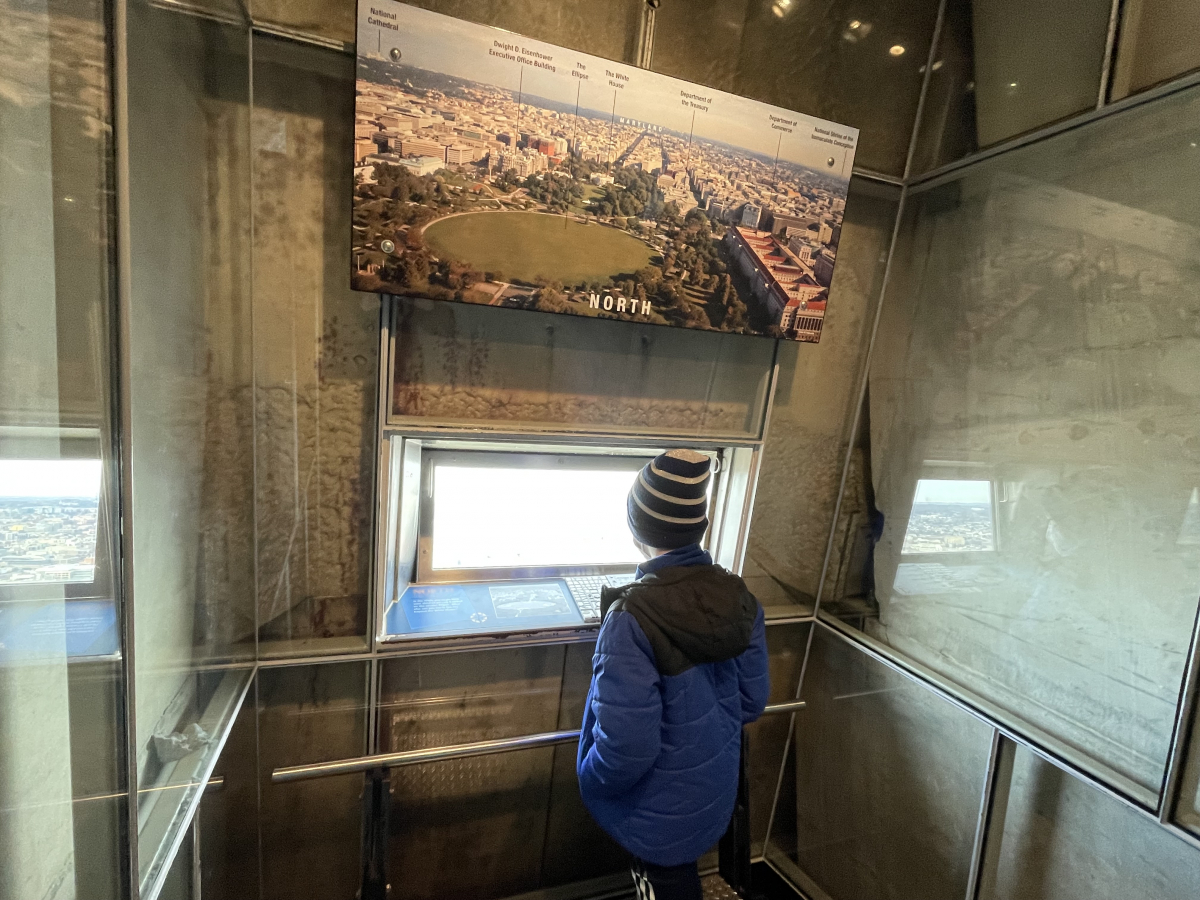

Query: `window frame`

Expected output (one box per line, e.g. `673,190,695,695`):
374,433,760,646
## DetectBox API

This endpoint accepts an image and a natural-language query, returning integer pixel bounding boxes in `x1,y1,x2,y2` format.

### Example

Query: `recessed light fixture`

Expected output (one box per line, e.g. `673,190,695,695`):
889,44,906,56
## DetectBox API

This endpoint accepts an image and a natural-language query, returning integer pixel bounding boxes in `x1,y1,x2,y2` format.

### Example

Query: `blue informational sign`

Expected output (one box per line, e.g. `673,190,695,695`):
0,598,119,662
387,579,583,638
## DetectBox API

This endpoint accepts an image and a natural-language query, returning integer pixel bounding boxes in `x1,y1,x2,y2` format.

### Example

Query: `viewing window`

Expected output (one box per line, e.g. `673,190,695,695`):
379,437,753,643
419,450,662,582
901,478,997,555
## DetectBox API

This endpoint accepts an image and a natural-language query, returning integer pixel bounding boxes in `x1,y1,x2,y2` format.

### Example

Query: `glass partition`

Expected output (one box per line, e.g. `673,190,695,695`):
773,625,994,900
980,742,1200,900
122,0,256,888
744,176,900,619
911,0,1113,173
749,622,811,857
1110,0,1200,100
390,298,776,439
1176,666,1200,836
866,83,1200,799
543,641,630,889
251,33,377,657
1,0,126,895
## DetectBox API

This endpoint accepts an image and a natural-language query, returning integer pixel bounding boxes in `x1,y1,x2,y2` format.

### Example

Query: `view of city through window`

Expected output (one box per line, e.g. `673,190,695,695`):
431,462,646,570
901,478,996,554
0,459,102,586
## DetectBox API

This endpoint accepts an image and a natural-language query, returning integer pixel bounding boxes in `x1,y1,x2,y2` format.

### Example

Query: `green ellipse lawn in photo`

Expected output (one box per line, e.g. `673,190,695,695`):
422,211,655,285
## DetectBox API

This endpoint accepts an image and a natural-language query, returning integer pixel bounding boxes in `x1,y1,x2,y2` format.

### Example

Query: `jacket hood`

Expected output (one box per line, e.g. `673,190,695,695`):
600,565,759,676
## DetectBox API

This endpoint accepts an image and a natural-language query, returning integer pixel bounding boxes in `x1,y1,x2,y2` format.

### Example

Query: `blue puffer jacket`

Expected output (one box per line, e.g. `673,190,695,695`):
576,547,770,866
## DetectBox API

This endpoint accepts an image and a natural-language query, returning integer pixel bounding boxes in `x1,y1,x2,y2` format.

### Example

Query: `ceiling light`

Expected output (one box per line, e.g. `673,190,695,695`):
889,44,906,56
842,20,872,41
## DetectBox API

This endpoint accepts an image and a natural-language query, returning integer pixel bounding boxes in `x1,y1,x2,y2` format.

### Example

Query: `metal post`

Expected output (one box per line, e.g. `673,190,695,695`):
718,730,753,897
635,0,659,70
191,816,202,900
360,768,392,900
111,0,141,894
970,737,1016,900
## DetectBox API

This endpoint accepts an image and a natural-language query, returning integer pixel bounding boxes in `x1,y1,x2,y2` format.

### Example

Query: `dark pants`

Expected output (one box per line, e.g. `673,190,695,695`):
630,858,702,900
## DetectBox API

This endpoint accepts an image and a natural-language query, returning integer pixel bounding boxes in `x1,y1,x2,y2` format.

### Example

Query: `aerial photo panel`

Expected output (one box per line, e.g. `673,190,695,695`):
353,1,859,342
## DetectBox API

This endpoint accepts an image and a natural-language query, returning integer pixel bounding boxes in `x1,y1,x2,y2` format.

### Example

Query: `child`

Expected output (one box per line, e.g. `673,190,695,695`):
577,449,770,900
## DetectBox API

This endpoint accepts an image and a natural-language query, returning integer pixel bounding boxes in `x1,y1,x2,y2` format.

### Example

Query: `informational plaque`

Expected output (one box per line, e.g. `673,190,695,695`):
353,1,859,342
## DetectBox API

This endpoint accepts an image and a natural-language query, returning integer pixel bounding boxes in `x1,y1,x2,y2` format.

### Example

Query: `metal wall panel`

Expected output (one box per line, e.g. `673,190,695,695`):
379,646,566,900
541,641,629,887
257,662,370,900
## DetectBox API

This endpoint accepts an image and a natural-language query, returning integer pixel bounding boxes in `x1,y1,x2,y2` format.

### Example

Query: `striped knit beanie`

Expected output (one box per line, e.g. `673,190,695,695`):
627,449,712,550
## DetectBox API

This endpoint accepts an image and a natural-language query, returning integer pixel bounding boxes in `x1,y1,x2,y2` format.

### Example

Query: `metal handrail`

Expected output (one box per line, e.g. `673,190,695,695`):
762,699,807,715
272,730,581,784
271,700,806,784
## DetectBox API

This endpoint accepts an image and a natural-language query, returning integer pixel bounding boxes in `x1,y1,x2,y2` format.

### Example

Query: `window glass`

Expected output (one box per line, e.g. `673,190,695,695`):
866,84,1200,797
123,0,255,889
430,461,648,571
1,0,125,894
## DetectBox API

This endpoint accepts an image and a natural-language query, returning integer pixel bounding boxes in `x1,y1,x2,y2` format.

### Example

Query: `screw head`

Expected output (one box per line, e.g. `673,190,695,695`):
380,239,396,254
826,156,835,167
390,47,402,62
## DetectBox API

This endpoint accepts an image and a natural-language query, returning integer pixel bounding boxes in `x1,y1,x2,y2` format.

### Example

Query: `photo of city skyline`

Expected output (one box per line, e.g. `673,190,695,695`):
352,1,859,341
